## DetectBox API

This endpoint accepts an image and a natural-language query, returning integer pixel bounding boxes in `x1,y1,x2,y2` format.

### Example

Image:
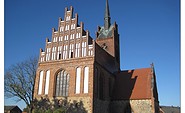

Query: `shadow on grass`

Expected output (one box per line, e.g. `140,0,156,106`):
31,96,87,113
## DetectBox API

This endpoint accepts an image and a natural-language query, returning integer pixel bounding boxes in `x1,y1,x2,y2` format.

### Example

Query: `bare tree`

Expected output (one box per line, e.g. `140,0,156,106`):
4,57,38,113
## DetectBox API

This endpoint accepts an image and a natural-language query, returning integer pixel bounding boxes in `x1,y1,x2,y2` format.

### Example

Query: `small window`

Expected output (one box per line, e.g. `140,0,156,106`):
70,52,73,58
59,53,61,59
60,27,64,32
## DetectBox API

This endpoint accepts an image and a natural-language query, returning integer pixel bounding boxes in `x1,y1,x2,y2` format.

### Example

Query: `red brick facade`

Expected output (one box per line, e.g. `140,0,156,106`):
34,1,159,113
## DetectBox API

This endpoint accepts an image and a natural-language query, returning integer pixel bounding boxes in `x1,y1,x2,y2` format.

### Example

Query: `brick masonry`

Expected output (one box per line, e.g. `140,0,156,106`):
33,4,160,113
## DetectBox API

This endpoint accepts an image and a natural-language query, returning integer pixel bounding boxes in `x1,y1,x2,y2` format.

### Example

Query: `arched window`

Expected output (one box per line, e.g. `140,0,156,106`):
83,67,89,93
45,70,50,94
38,71,44,95
75,67,81,94
55,70,70,96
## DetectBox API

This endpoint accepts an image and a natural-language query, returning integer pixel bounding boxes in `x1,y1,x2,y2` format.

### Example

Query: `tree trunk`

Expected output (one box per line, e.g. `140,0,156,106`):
27,106,33,113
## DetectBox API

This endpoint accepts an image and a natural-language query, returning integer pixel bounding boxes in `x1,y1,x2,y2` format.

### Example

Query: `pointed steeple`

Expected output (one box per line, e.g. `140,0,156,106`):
104,0,111,30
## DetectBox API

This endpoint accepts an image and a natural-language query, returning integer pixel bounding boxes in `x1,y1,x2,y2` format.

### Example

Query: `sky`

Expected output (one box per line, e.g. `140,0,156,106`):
4,0,180,110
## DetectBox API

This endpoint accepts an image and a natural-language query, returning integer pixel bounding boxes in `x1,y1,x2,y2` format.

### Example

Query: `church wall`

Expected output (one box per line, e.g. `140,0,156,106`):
93,62,115,113
110,99,154,113
93,99,110,113
154,100,160,113
34,57,95,112
67,96,93,113
93,63,114,100
94,43,119,73
130,99,153,113
96,37,115,58
35,96,93,113
110,100,130,113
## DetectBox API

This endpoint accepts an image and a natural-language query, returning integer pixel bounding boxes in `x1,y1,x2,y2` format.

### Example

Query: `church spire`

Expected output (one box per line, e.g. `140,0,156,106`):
104,0,111,30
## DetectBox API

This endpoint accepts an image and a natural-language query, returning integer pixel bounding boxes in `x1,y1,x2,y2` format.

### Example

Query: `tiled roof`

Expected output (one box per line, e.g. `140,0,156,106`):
4,106,17,110
160,106,180,113
4,105,22,113
112,68,153,100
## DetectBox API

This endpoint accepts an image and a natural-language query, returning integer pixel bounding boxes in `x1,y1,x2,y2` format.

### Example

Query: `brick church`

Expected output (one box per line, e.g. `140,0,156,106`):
33,0,160,112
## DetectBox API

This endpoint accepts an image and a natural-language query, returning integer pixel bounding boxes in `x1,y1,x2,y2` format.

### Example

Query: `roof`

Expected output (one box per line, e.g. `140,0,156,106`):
98,25,114,38
112,68,153,100
4,106,17,110
160,106,180,113
4,106,22,111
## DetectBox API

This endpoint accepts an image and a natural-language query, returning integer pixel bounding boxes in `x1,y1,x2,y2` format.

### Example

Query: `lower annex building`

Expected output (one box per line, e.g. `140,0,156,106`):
33,0,160,113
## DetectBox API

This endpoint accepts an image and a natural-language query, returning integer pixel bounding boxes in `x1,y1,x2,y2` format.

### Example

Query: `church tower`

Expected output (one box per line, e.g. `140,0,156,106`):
96,0,120,71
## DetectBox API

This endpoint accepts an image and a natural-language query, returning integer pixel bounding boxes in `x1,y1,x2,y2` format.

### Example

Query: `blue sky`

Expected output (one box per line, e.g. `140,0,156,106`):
4,0,180,110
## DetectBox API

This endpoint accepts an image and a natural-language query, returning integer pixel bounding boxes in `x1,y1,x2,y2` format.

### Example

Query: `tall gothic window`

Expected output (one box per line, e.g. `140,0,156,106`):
45,70,50,95
55,70,70,97
83,66,89,93
38,71,44,95
75,67,81,94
